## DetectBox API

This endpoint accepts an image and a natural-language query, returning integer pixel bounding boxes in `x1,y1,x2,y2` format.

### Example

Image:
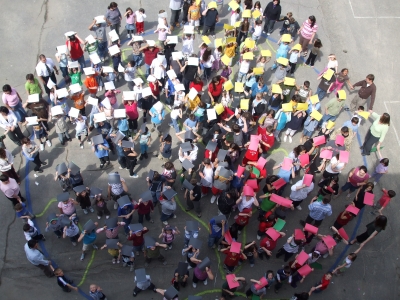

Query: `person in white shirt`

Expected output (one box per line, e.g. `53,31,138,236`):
35,54,59,96
0,106,26,146
290,178,314,210
151,55,167,87
23,219,46,241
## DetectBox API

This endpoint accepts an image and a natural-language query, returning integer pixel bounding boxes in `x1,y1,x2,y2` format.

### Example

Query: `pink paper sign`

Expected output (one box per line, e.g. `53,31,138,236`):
299,154,309,167
226,274,240,289
249,135,260,151
296,251,309,266
230,241,241,253
345,205,360,215
236,165,245,177
322,235,337,249
294,229,306,240
224,231,233,245
339,150,349,163
303,174,313,187
363,192,374,206
335,135,345,146
297,264,313,277
319,149,333,159
304,223,318,235
313,135,326,146
270,194,293,208
243,185,254,196
338,228,349,240
272,178,287,190
265,228,280,241
281,157,293,171
254,277,269,290
257,156,267,169
246,179,258,190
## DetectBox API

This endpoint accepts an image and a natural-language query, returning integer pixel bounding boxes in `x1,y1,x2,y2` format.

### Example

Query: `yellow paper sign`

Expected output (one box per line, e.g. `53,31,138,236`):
228,0,240,11
283,77,295,86
208,1,217,9
224,24,234,30
357,111,370,120
253,67,263,75
242,10,251,18
323,69,334,81
296,103,308,111
215,103,224,115
196,0,201,4
310,110,323,121
221,55,231,66
215,38,223,48
234,21,241,28
235,82,244,93
292,44,302,51
326,120,335,130
243,52,254,60
282,34,292,43
282,103,293,112
276,57,289,66
261,50,272,57
245,38,255,49
224,80,234,91
337,90,347,100
252,10,261,19
310,95,319,104
240,99,250,110
202,36,211,45
226,37,236,44
271,84,282,94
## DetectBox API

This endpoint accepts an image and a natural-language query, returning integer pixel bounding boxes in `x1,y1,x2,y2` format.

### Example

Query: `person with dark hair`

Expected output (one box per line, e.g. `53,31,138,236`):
350,74,377,111
202,2,219,38
276,234,302,262
337,166,370,198
262,0,282,35
35,54,59,96
66,33,86,72
328,68,354,94
25,73,44,97
349,215,388,249
317,175,339,198
301,197,332,227
208,75,226,104
105,2,122,35
21,137,47,173
361,111,389,156
298,16,318,56
308,272,332,295
0,174,25,206
0,147,20,183
24,239,54,277
273,265,292,293
351,182,374,211
2,85,27,123
201,47,215,81
291,292,309,300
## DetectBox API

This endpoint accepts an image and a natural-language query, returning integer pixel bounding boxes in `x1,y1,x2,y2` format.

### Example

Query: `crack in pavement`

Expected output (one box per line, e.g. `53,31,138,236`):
0,213,16,285
34,0,49,67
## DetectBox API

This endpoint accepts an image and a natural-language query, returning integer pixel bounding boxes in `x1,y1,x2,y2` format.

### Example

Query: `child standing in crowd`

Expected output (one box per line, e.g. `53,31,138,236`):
135,8,147,35
305,39,322,67
371,158,389,185
124,8,136,39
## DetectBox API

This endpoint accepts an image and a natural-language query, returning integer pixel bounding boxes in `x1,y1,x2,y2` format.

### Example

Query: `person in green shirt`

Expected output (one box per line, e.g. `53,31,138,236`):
68,66,82,86
25,74,43,96
361,112,390,156
319,92,346,125
144,242,168,267
85,40,99,55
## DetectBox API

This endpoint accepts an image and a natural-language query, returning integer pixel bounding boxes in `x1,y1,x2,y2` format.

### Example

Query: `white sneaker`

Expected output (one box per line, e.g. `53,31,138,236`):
163,221,168,225
283,135,287,142
130,174,139,178
192,282,197,288
114,202,118,209
288,136,293,143
87,140,92,145
97,216,101,219
204,279,208,285
373,181,377,185
257,235,261,240
210,195,216,204
119,166,124,169
40,143,44,151
296,205,302,210
83,209,88,214
106,215,110,219
267,32,271,36
46,140,52,147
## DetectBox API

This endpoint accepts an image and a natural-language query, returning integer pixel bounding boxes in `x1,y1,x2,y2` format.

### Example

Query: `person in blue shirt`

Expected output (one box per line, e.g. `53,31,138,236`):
117,200,135,235
149,104,166,136
117,116,129,136
92,138,110,169
208,217,227,248
343,116,360,137
248,77,269,100
77,222,98,261
14,202,35,222
183,114,198,131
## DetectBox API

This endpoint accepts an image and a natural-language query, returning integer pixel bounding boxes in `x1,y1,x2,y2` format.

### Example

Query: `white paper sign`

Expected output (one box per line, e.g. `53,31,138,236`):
68,107,80,118
93,112,106,122
108,45,120,56
102,66,114,73
118,64,125,72
51,105,64,116
133,78,144,85
57,45,68,54
188,88,198,100
142,87,152,98
89,53,101,64
55,88,69,98
114,109,126,118
68,61,79,68
83,67,95,75
171,51,183,60
184,25,194,34
104,81,115,91
175,84,185,92
85,35,96,44
87,96,98,106
167,36,178,44
26,116,38,125
132,35,144,42
27,94,39,103
207,109,217,120
188,57,199,66
64,31,76,37
101,98,112,109
123,91,136,100
94,15,106,24
166,70,177,79
69,83,82,94
47,79,56,89
146,75,156,83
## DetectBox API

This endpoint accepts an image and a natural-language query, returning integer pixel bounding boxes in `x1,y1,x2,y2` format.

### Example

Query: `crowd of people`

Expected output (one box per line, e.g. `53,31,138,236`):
0,1,395,300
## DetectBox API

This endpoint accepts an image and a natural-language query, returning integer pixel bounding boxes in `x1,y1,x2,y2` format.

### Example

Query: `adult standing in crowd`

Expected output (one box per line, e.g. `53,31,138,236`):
0,106,26,146
263,0,282,35
21,137,47,173
300,197,332,227
0,148,20,183
35,54,59,97
0,174,24,206
105,2,122,36
66,33,86,71
350,74,377,111
139,42,161,77
89,16,108,62
2,85,27,123
360,112,389,156
24,239,54,277
170,0,183,31
297,16,318,56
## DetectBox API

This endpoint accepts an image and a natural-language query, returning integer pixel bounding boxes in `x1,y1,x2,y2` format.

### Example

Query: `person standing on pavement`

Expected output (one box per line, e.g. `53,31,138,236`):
0,174,25,206
360,112,389,156
89,16,108,62
350,74,377,111
2,85,27,123
24,239,54,277
139,42,161,77
300,197,332,227
35,54,59,97
202,2,219,38
105,2,122,36
66,33,86,71
0,148,20,183
262,0,281,35
297,16,318,56
170,0,183,31
0,106,26,146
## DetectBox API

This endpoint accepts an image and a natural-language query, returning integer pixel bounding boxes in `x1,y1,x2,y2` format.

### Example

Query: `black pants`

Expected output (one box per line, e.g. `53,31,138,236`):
133,282,155,296
31,233,45,241
305,52,317,66
7,192,26,206
170,9,181,25
203,25,216,36
275,247,295,262
42,73,58,95
7,126,25,146
110,23,121,36
138,213,151,223
32,154,43,171
99,156,110,165
362,129,380,155
128,119,138,131
289,62,297,74
36,264,54,277
305,215,323,227
236,31,248,46
127,158,137,176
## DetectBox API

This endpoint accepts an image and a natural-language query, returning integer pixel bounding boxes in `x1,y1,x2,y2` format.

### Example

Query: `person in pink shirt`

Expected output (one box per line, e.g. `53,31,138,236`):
337,166,369,198
105,89,121,109
58,197,80,223
0,174,25,206
123,99,139,133
124,7,136,39
2,85,27,122
297,16,318,56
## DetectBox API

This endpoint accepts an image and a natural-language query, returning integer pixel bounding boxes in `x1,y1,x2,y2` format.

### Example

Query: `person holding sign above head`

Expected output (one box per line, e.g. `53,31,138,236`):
192,257,214,288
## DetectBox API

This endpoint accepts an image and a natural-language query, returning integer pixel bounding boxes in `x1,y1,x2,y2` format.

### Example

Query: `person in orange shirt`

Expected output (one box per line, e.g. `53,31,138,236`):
71,91,86,116
84,73,98,97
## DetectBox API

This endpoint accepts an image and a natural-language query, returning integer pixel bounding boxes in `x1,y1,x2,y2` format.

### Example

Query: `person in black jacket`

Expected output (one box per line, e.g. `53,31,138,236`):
217,189,238,217
263,0,282,35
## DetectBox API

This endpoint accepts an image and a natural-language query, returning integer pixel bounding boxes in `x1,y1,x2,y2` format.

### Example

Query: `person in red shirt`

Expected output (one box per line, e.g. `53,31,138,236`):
235,207,252,233
66,33,86,70
123,99,139,133
241,139,262,166
220,247,247,273
134,199,154,224
374,188,396,215
258,229,285,260
207,75,226,104
139,43,161,76
189,77,204,94
257,210,276,240
258,125,275,152
127,227,149,255
309,272,332,295
149,77,162,101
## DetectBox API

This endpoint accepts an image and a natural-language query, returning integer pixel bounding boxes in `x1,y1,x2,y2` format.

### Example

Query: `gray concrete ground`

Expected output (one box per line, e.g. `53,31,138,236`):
0,0,399,299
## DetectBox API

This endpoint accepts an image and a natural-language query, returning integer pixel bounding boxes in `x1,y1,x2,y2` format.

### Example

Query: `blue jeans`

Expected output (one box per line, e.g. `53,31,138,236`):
140,143,148,154
319,114,336,126
60,66,68,78
151,191,161,206
122,217,132,234
97,41,108,59
57,132,71,143
208,235,220,248
72,55,86,71
132,54,143,67
161,212,174,222
10,102,27,122
145,64,151,77
316,87,327,100
169,118,180,133
371,171,383,183
237,72,247,83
